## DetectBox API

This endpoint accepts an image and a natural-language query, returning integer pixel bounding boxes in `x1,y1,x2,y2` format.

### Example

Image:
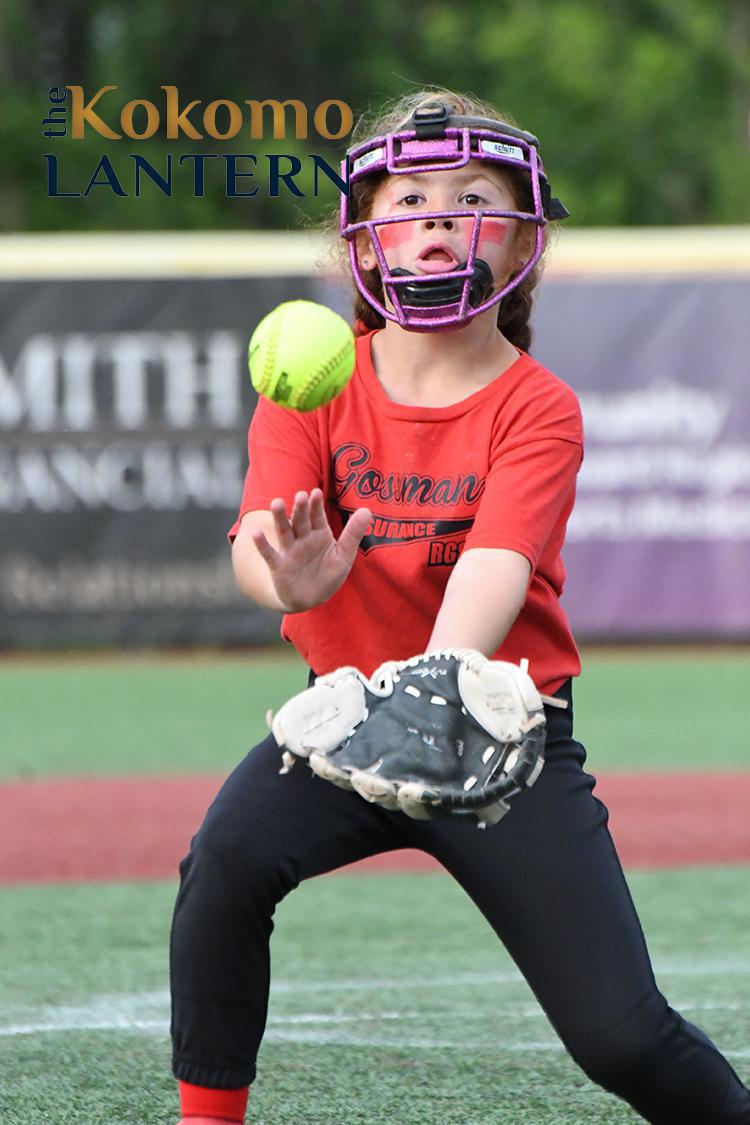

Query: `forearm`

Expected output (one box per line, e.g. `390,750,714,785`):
427,547,531,656
231,514,289,612
232,541,288,612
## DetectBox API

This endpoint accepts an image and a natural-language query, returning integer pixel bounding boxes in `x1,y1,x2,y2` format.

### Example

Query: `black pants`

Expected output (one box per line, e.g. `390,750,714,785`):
170,681,750,1123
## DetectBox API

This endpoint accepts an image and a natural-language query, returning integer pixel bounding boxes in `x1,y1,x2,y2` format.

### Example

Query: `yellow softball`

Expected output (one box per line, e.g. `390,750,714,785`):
248,301,356,412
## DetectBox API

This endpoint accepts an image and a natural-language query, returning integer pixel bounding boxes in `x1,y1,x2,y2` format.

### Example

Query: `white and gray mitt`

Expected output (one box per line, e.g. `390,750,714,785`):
271,649,551,828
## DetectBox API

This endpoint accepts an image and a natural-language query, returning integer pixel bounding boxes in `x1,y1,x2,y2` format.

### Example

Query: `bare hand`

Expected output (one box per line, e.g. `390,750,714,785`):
249,489,371,612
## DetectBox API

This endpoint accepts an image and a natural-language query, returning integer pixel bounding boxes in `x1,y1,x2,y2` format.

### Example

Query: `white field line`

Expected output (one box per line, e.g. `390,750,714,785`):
264,1031,565,1051
2,999,747,1042
2,1013,748,1063
4,954,750,1026
269,959,750,991
271,969,526,992
1,960,749,1045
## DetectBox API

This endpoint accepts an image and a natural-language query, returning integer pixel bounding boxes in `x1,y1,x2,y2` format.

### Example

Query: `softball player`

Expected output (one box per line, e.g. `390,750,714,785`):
170,89,750,1124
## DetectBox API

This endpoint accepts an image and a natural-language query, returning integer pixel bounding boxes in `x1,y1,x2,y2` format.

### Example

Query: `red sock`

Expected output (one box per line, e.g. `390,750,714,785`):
179,1079,249,1122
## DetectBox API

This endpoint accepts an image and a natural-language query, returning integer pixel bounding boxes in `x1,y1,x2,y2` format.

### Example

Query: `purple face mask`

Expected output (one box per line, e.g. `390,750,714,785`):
340,102,568,332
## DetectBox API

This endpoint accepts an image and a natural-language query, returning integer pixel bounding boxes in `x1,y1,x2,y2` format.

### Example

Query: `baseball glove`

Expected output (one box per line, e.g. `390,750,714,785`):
270,649,550,828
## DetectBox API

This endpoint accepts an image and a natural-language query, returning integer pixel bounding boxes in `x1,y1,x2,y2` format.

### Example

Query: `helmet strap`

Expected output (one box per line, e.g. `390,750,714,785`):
389,259,494,310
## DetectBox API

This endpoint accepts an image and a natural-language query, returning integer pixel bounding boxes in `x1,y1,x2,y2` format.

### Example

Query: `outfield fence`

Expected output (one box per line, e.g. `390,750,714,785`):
1,228,749,648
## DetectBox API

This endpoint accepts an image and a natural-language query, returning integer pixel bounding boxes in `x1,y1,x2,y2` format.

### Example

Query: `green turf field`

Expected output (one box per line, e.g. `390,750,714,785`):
1,868,749,1125
1,649,749,1123
2,648,750,779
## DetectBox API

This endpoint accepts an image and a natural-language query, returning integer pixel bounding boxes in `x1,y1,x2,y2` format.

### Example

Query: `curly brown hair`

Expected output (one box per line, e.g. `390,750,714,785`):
322,86,552,353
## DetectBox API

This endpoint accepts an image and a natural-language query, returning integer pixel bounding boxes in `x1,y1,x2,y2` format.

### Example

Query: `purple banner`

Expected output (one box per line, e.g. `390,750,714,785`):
534,276,750,637
1,264,749,647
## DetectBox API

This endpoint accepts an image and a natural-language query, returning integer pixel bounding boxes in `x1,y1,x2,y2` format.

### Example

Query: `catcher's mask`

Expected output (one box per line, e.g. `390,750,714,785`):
340,101,568,332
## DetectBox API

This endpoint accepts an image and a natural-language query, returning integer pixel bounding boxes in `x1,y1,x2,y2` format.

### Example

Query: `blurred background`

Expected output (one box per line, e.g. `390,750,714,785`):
1,0,750,650
2,12,750,1121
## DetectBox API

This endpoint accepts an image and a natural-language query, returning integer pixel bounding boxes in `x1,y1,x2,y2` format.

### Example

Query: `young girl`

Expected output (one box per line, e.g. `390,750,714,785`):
170,89,750,1124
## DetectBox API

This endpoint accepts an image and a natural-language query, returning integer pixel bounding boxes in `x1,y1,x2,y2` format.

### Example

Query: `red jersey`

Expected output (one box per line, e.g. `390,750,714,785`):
229,330,584,694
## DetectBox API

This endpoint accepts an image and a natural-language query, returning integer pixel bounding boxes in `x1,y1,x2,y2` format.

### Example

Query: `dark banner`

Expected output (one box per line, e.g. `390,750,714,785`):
1,270,749,647
0,275,328,648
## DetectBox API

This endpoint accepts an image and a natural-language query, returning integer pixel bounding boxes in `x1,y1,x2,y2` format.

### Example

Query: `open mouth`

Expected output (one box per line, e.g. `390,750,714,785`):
415,244,460,274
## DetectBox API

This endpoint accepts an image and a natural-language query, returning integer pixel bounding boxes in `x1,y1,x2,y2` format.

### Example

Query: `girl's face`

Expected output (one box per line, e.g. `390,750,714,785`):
358,162,531,293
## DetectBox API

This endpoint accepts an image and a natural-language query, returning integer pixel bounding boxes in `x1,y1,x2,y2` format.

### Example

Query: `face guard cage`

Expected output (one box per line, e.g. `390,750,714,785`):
340,102,568,332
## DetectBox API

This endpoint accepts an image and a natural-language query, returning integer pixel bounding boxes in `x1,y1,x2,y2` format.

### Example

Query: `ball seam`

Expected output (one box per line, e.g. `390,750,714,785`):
260,308,281,396
295,337,354,408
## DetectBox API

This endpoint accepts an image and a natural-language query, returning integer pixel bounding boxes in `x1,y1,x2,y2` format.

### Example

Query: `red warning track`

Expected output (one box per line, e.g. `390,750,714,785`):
1,772,749,885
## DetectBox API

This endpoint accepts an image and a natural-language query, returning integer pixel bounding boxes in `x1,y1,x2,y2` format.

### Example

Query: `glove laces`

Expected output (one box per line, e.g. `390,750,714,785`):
371,649,487,694
371,650,567,709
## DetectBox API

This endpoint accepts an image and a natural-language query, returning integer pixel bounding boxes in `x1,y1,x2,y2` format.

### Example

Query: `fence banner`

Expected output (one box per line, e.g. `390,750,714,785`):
1,266,749,647
534,276,750,637
0,275,323,648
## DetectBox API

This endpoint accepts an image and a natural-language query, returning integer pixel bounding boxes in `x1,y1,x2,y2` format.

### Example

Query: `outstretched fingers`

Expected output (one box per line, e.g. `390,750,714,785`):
269,497,295,548
337,507,372,563
309,488,328,531
291,490,312,537
249,526,281,571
